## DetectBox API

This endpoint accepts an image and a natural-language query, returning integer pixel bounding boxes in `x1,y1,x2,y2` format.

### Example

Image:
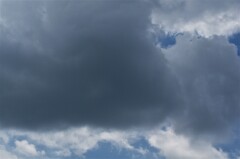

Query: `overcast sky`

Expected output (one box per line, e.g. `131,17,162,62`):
1,0,240,159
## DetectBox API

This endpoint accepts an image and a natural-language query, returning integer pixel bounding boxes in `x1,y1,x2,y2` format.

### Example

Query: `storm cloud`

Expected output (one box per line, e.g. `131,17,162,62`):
0,0,240,139
0,0,182,129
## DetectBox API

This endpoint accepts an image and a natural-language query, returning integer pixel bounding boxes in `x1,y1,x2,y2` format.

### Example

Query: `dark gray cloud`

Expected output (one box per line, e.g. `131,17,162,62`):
0,0,182,129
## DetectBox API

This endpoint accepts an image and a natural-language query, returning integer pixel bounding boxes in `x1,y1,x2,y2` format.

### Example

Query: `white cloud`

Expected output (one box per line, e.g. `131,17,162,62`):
0,125,233,159
147,127,229,159
0,146,18,159
151,0,240,37
15,140,45,157
9,127,142,157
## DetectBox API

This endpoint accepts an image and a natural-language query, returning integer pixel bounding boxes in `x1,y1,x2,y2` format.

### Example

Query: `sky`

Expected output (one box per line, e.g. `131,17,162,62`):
0,0,240,159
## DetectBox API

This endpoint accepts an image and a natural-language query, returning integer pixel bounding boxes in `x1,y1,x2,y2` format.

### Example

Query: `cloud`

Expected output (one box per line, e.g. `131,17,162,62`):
0,131,9,144
0,1,240,159
0,0,182,129
163,34,240,136
1,127,148,158
13,127,141,157
15,140,45,157
0,0,240,146
147,127,229,159
151,0,240,37
0,126,233,159
0,146,19,159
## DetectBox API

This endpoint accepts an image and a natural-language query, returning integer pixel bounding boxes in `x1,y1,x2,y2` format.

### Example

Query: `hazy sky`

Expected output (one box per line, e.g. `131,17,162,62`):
0,0,240,159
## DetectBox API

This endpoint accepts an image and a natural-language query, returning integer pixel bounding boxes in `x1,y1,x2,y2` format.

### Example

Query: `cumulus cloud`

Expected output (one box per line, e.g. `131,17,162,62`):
15,140,45,157
0,127,150,158
148,127,229,159
12,127,141,157
151,0,240,37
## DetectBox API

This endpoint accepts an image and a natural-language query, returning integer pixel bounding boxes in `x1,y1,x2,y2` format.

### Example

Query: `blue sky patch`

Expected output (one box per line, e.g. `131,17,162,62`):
156,33,177,48
229,33,240,55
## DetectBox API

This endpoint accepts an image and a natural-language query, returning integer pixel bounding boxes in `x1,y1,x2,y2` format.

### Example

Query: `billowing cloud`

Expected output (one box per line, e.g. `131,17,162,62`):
151,0,240,37
0,0,182,129
1,0,240,159
15,140,45,157
0,127,151,158
0,126,233,159
12,127,143,157
148,127,229,159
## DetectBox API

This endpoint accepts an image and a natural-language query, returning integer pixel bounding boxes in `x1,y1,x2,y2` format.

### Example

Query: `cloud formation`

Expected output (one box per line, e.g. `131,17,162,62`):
164,34,240,136
0,126,233,159
148,127,229,159
15,140,45,157
0,127,150,158
151,0,240,37
2,1,240,159
0,0,240,144
0,0,182,129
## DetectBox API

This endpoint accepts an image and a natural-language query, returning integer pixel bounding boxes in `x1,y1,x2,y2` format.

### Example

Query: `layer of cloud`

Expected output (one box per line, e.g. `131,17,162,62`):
10,127,141,157
151,0,240,37
0,127,148,158
0,126,233,159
